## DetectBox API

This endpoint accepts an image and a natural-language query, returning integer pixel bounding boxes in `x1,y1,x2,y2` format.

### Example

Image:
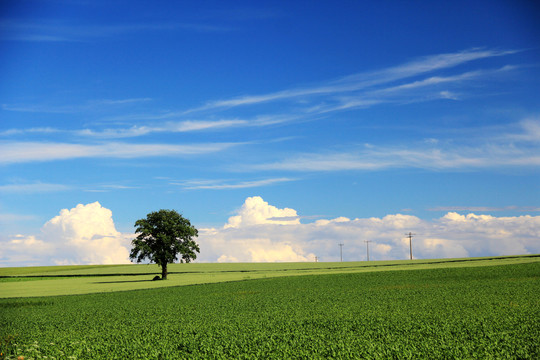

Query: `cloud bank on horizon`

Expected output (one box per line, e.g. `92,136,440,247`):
2,198,538,267
2,202,131,266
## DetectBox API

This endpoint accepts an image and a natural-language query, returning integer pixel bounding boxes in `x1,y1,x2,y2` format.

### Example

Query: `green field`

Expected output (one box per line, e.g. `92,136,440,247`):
1,255,538,298
1,255,539,359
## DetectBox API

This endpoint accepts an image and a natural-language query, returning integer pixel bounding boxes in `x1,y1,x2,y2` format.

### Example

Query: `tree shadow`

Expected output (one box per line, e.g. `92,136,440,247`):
94,279,156,284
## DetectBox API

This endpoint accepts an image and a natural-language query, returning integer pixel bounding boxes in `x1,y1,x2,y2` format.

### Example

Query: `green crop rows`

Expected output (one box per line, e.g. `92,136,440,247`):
1,262,539,359
2,255,537,298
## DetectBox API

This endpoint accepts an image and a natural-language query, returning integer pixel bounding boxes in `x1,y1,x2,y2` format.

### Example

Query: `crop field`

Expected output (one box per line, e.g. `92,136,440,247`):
1,256,539,359
1,255,537,298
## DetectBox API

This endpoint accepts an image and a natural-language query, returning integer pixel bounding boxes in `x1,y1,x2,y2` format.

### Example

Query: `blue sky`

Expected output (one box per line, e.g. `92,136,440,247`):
1,1,539,265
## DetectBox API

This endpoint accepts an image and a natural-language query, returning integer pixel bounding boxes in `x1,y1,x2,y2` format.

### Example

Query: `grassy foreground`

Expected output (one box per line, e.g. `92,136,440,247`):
0,255,538,298
1,256,539,359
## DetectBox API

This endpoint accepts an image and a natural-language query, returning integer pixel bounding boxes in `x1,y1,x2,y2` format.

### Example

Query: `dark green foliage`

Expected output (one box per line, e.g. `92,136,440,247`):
130,209,199,279
1,263,539,359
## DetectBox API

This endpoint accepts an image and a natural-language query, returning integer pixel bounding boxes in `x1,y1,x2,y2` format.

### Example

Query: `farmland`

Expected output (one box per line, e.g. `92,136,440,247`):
1,255,537,298
1,256,539,359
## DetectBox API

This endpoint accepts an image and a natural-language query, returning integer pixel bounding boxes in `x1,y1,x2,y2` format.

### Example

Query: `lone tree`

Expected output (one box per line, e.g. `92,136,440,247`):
130,209,199,280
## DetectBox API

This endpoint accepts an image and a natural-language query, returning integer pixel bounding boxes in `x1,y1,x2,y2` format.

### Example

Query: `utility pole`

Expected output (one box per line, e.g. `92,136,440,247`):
364,240,372,261
406,232,415,260
339,243,344,262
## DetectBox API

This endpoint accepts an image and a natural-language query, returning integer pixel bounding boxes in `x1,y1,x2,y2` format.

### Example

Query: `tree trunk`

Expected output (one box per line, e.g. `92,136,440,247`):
161,263,168,280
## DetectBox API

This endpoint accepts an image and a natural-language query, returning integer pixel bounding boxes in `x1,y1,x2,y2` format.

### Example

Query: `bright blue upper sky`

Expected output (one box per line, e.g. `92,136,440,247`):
1,0,539,238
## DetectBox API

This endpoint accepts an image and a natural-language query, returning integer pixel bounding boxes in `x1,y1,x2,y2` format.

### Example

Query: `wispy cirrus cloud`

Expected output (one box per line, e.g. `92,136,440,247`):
83,184,140,193
1,117,291,139
188,48,519,113
76,116,290,138
1,48,520,141
0,182,71,194
171,177,296,190
0,127,62,136
249,143,540,172
509,118,540,142
334,48,517,85
224,65,515,116
0,47,526,173
1,98,151,113
0,19,230,42
246,119,540,172
0,141,242,164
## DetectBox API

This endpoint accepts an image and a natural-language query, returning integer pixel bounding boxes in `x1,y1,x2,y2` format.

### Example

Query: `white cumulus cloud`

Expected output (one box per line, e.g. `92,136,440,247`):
224,196,300,228
1,202,131,266
3,198,539,267
198,197,310,262
197,197,540,263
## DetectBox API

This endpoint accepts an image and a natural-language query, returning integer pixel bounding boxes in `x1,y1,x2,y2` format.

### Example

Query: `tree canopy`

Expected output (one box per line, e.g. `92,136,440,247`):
130,209,199,280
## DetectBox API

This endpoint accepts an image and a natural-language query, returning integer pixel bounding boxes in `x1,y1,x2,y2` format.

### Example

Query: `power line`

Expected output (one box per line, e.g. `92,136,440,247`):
405,232,416,260
338,243,344,262
364,240,372,261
